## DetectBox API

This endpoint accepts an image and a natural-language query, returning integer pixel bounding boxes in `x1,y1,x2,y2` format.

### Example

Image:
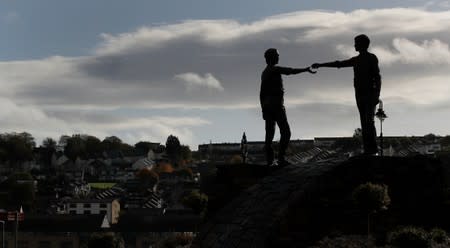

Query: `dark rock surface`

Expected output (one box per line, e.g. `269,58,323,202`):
194,156,448,248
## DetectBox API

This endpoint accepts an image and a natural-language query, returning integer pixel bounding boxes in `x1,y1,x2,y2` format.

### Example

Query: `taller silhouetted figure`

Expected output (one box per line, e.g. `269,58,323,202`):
261,48,315,166
312,34,382,155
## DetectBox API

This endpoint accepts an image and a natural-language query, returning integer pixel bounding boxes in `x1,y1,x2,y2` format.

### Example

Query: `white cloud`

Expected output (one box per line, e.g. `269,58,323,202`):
175,72,224,91
2,8,450,145
337,38,450,65
0,99,211,147
3,8,450,110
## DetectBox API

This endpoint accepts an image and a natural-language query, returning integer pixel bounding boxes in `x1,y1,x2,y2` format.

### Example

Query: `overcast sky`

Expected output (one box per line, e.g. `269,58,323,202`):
1,1,450,149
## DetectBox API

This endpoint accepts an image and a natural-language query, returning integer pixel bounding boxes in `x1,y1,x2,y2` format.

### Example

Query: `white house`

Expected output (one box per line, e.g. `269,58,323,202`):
132,157,155,171
65,198,120,224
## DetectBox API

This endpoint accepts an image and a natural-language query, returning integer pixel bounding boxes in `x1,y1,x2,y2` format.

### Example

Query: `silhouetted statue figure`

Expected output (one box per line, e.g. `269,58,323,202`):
261,48,316,166
312,34,382,155
241,132,248,164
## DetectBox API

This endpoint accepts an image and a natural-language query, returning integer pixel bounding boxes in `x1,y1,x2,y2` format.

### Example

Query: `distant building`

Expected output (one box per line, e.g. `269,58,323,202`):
64,198,120,224
199,139,314,154
132,157,156,170
421,143,442,155
314,137,340,147
5,211,200,248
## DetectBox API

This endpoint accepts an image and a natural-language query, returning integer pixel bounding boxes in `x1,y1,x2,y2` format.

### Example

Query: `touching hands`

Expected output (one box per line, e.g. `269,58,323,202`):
307,67,317,74
311,63,321,69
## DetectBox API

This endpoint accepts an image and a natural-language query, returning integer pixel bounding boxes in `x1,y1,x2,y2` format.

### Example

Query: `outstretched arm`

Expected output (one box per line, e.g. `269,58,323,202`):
276,66,316,75
312,58,354,69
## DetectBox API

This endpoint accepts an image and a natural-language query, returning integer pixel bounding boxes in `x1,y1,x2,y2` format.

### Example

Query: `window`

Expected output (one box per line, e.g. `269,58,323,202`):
83,203,91,208
83,210,91,214
100,203,107,208
69,210,76,214
69,203,76,208
100,210,107,215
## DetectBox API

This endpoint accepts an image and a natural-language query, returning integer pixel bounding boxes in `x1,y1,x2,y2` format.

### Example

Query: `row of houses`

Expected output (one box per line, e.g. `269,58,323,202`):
0,207,200,248
198,139,314,155
0,145,165,176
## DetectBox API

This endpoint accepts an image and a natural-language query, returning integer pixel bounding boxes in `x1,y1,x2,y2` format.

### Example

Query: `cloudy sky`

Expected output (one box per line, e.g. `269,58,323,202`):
1,1,450,149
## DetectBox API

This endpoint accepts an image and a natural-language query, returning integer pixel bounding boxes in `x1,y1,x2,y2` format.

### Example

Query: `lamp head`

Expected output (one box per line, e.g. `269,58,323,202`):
375,100,387,121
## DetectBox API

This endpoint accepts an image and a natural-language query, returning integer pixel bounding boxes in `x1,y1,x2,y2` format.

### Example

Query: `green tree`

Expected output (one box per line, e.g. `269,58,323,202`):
181,190,208,215
166,135,181,164
150,144,165,154
64,135,87,161
134,141,156,155
41,137,57,168
102,136,123,151
119,142,134,154
58,135,70,147
424,133,438,142
353,182,390,244
42,137,57,149
180,145,192,161
0,132,35,166
85,135,102,157
166,135,181,154
441,135,450,148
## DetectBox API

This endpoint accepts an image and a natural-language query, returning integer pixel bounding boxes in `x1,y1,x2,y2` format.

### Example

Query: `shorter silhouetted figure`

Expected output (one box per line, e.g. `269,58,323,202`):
261,48,315,166
312,34,381,155
241,132,248,164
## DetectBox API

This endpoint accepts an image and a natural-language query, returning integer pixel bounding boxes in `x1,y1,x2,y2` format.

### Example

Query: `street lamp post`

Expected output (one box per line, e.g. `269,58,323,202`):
0,220,4,248
375,100,388,156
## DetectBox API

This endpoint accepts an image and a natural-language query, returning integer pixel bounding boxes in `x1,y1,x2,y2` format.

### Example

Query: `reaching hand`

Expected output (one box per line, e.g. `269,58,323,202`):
311,63,320,69
307,67,317,74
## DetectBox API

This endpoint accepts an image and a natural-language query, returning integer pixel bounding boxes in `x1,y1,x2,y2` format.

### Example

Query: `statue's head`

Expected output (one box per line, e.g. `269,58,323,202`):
354,34,370,52
264,48,279,65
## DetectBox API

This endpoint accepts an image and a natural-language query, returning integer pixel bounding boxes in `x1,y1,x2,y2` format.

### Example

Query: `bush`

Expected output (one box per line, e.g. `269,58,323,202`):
229,155,243,164
430,228,449,245
388,226,429,248
352,182,390,213
181,190,208,215
352,182,391,242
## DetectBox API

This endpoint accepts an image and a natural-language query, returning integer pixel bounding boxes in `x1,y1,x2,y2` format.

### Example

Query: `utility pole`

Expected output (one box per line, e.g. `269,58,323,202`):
14,212,17,248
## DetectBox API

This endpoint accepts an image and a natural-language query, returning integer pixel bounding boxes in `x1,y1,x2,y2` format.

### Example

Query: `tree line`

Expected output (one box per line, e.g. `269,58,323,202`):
0,132,191,167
